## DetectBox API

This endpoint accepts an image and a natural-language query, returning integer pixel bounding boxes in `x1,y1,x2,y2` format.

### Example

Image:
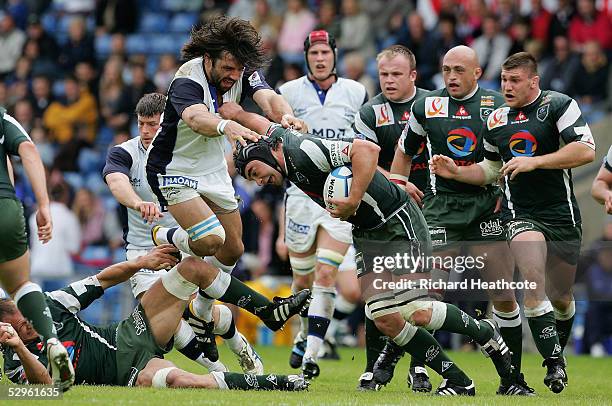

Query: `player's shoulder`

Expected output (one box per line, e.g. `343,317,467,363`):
414,87,430,101
543,90,573,110
336,77,366,93
115,137,141,155
172,57,206,87
360,92,386,110
278,76,309,94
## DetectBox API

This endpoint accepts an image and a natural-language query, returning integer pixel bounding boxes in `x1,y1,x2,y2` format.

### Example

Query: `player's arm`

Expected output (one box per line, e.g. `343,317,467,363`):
390,117,426,205
252,88,306,131
501,98,595,180
103,147,162,224
7,157,14,185
218,102,273,134
6,113,53,244
0,323,51,384
95,245,179,290
591,147,612,213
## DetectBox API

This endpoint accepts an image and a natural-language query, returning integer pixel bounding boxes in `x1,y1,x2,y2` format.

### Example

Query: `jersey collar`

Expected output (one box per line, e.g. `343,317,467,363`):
389,87,417,104
450,85,479,101
518,90,542,110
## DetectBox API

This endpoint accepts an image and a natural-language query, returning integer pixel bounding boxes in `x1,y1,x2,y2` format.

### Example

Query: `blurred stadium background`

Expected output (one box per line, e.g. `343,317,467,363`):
0,0,610,357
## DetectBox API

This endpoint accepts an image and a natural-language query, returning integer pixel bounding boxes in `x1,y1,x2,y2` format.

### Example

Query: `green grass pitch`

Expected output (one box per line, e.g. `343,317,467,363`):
2,345,611,405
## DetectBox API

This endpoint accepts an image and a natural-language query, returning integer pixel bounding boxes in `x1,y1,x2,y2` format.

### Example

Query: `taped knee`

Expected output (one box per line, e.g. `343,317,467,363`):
152,367,178,388
524,299,553,318
316,248,345,269
187,215,225,243
162,266,198,300
213,305,233,335
290,254,316,275
426,301,446,330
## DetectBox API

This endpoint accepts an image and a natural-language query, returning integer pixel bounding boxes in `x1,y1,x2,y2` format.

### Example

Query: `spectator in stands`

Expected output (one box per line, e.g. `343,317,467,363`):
7,0,29,30
74,61,98,98
432,13,463,63
28,75,54,119
58,16,95,72
508,16,531,55
342,52,376,97
568,0,612,52
12,99,34,134
277,0,316,63
95,0,138,35
0,13,26,78
397,13,438,88
457,0,485,42
496,0,519,32
28,182,81,292
471,13,511,85
548,0,575,47
117,62,156,129
251,0,283,44
338,0,375,59
0,82,8,107
7,79,27,108
98,55,127,130
153,54,177,93
25,15,59,62
29,126,55,167
568,41,610,123
315,0,341,40
5,56,31,85
540,36,580,94
43,75,97,144
53,0,96,14
72,187,122,248
528,0,552,48
109,33,127,59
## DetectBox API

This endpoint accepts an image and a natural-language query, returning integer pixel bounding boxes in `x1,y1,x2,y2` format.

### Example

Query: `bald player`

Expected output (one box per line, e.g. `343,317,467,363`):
389,46,532,395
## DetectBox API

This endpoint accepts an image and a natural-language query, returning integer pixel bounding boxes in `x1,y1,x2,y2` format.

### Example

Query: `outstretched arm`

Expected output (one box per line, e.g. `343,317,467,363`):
218,102,274,134
252,89,307,132
96,245,179,290
591,164,612,214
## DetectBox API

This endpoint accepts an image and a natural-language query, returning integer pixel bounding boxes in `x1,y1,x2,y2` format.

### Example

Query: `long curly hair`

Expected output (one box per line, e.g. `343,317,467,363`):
181,16,270,70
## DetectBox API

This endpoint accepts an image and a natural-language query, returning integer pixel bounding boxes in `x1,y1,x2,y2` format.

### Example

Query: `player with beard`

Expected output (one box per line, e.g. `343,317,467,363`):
147,17,307,359
276,30,366,379
352,45,431,391
430,52,595,394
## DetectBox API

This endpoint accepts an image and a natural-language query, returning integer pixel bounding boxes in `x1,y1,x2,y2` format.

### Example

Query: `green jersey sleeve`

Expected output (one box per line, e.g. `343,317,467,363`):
605,145,612,172
45,276,104,314
482,113,503,162
353,108,378,143
553,97,595,150
399,104,426,156
295,136,353,172
2,341,46,384
2,113,31,155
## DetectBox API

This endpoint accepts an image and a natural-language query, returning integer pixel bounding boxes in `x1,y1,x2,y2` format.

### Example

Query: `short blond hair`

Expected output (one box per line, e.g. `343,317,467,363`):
376,45,416,70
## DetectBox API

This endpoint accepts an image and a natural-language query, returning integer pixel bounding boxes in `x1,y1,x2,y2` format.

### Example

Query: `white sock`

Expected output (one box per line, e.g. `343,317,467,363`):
213,305,243,355
202,269,231,299
173,319,196,349
304,285,336,362
192,293,214,323
168,227,199,257
195,355,227,372
205,256,236,274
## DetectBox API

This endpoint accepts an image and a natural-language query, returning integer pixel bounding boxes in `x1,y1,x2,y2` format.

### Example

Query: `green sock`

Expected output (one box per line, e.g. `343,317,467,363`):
556,315,574,351
401,327,471,386
216,276,271,316
409,355,426,369
222,372,295,390
527,311,561,358
16,287,58,342
364,316,387,373
493,307,523,376
441,304,492,345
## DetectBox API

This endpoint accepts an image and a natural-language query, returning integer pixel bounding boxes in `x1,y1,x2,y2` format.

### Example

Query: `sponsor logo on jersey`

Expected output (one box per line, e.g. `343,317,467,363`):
452,105,471,119
512,111,529,124
539,95,552,106
287,218,311,235
294,171,309,184
447,127,477,157
480,107,493,121
509,130,538,157
429,227,447,247
400,110,410,122
161,175,199,189
248,71,263,88
425,97,449,118
312,128,346,139
506,220,534,239
127,367,139,387
130,177,141,188
537,104,550,122
480,219,503,237
480,95,496,107
487,107,510,130
325,140,351,167
373,103,394,126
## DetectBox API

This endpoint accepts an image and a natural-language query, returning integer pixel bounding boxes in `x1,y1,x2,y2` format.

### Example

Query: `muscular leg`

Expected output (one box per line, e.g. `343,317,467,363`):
289,245,316,338
546,254,577,352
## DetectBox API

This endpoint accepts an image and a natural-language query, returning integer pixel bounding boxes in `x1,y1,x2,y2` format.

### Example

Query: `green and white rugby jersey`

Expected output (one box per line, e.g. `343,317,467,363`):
0,107,32,199
482,90,595,226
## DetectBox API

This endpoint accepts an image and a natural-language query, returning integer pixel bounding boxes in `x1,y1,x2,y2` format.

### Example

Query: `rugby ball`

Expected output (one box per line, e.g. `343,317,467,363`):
324,166,353,210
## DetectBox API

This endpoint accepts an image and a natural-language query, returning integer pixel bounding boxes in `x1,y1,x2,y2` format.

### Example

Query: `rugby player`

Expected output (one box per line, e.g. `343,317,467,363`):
391,45,529,395
103,93,261,374
0,246,310,390
352,44,430,391
430,52,595,393
0,107,74,390
276,30,366,378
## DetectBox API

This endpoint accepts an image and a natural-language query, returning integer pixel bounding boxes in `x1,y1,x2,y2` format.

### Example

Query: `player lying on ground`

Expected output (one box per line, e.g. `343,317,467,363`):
229,103,513,396
0,246,310,390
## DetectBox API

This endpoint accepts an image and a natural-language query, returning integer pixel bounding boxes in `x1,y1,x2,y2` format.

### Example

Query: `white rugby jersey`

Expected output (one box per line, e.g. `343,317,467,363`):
146,57,271,205
278,75,368,195
103,137,178,250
